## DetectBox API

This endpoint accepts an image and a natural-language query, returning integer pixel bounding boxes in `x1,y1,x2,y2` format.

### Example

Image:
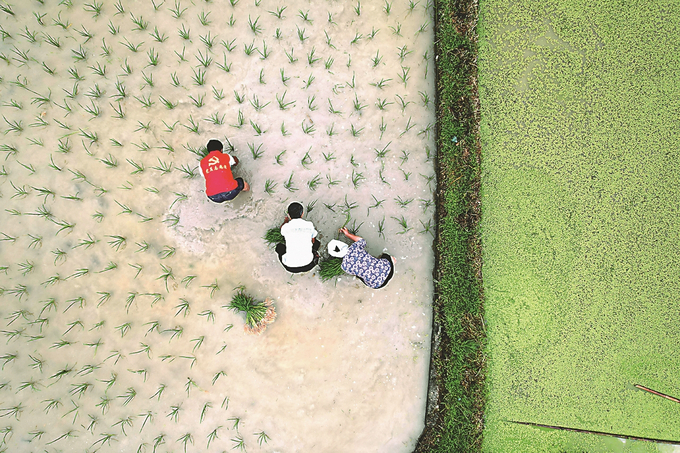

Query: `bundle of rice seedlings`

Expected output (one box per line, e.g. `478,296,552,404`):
264,227,284,246
319,257,345,281
227,290,276,335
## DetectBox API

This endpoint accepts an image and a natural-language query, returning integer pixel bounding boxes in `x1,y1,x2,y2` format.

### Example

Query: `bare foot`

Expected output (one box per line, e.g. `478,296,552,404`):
243,181,250,191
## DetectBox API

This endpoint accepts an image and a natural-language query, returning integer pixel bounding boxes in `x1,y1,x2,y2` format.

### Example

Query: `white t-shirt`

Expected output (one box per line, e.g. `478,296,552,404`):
281,218,318,267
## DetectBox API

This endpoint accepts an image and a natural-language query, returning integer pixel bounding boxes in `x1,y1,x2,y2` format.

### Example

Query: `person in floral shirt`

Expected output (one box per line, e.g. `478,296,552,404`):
336,227,395,289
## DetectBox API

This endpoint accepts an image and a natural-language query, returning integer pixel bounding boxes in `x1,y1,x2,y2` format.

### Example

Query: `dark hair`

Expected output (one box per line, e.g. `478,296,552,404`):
287,202,303,219
207,139,223,152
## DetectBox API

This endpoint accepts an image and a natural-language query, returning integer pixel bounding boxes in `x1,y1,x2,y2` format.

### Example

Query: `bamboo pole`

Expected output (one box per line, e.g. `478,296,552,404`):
505,420,680,446
634,384,680,404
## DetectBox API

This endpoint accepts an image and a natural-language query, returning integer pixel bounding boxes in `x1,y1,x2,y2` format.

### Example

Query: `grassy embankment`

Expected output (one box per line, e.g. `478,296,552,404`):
415,0,485,452
479,1,680,451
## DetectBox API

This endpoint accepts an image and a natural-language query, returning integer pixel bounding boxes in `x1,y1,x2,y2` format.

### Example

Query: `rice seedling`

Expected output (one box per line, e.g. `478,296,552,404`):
51,250,67,265
395,195,414,208
175,45,188,62
157,264,175,291
109,102,125,119
389,22,402,36
350,124,364,137
0,404,23,421
99,37,113,56
30,115,50,128
284,47,298,64
84,84,104,101
182,115,199,134
307,94,318,111
325,174,338,187
296,25,308,43
176,163,198,179
70,44,88,62
248,95,269,112
195,9,212,26
40,33,62,52
400,116,416,136
107,235,127,251
247,15,263,35
400,150,410,164
19,26,37,43
401,169,412,180
392,215,412,234
228,14,236,26
301,120,316,135
3,116,23,134
353,95,367,115
418,122,434,138
189,93,205,108
2,99,22,109
0,144,17,159
11,45,31,66
217,39,236,56
350,32,365,46
351,169,366,188
262,178,277,195
76,25,94,42
126,159,144,176
130,12,149,31
120,37,143,53
111,79,128,101
420,197,434,211
247,142,264,159
169,0,187,18
107,19,120,35
395,94,411,112
398,66,411,86
258,40,272,60
34,11,46,25
81,99,101,119
159,95,178,110
283,172,298,192
133,140,151,151
10,181,29,198
243,40,257,56
164,213,180,226
192,67,206,86
268,5,287,19
17,160,36,173
307,47,321,65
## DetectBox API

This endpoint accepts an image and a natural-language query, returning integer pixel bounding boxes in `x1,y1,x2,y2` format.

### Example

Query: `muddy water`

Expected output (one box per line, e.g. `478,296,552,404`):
0,0,434,451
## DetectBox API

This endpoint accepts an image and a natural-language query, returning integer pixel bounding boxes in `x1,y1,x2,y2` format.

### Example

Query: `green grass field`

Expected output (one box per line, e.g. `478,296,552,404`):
478,1,680,451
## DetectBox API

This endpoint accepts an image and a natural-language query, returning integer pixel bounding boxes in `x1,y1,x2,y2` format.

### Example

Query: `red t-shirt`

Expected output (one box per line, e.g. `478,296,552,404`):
200,151,238,196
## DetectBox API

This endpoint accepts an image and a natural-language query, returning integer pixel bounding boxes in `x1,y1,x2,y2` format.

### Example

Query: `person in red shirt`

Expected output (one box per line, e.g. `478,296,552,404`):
200,139,250,203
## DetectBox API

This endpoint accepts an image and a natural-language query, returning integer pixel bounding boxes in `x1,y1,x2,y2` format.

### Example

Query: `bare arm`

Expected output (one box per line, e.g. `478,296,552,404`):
339,227,361,242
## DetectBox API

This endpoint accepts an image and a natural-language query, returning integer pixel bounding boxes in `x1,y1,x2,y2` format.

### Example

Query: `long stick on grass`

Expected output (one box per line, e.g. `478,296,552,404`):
505,420,680,445
634,384,680,404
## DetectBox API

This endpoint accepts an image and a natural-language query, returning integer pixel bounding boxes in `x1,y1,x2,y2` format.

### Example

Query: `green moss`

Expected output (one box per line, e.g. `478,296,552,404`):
479,0,680,451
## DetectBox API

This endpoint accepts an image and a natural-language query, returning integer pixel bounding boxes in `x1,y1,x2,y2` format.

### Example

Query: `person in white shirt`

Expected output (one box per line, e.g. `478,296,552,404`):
276,202,320,273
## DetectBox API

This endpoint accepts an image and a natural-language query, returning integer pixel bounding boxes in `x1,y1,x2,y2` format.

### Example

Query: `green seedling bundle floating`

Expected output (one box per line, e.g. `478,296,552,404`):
319,256,345,281
0,0,436,450
226,289,277,335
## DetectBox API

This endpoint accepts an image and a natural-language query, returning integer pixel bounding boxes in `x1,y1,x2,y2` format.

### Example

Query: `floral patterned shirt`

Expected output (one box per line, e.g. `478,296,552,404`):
341,239,392,289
